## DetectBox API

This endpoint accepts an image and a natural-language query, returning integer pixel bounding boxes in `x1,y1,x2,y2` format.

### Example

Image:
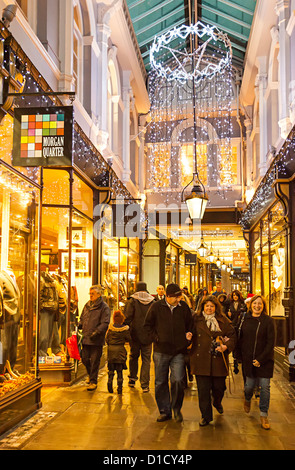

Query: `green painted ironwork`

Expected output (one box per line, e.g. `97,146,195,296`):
126,0,257,72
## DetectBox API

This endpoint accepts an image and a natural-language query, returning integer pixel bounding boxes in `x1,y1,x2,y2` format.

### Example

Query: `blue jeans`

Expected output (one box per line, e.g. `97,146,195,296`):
244,376,271,417
153,352,185,416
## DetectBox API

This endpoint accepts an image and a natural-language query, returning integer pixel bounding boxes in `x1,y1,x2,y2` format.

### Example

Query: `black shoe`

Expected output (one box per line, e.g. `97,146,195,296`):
199,418,210,427
174,411,183,423
157,414,172,422
213,403,224,414
128,379,135,388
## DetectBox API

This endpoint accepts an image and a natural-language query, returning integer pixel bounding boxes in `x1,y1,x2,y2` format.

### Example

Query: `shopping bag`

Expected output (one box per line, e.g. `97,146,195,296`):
66,333,81,360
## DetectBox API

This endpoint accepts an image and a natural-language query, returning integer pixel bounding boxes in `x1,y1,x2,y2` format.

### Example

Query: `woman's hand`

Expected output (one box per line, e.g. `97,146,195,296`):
186,332,193,341
216,343,227,353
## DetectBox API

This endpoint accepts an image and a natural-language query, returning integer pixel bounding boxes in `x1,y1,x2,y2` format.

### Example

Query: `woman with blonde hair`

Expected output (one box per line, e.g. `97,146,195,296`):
238,294,275,430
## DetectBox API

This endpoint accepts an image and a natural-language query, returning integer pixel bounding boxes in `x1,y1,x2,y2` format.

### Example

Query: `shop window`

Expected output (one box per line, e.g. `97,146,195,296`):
102,237,119,310
180,144,207,187
40,168,94,364
0,164,39,397
73,174,93,219
43,169,70,205
270,236,285,316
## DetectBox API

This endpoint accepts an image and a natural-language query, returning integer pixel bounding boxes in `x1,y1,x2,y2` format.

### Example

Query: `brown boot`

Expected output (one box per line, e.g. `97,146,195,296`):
244,400,251,413
260,416,270,430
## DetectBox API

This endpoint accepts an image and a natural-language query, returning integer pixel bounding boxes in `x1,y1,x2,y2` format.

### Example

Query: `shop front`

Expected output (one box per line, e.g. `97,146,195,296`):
241,145,295,381
0,159,41,435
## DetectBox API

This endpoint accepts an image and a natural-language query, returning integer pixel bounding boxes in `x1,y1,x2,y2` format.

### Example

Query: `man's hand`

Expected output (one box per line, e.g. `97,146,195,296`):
186,332,192,341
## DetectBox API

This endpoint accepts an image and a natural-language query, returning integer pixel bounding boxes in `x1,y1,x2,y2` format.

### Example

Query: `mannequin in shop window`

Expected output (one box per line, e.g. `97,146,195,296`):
39,266,60,357
0,265,21,379
51,273,68,355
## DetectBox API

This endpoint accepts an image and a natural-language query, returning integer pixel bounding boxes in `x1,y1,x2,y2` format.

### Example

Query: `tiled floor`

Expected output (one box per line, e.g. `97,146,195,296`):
1,363,295,451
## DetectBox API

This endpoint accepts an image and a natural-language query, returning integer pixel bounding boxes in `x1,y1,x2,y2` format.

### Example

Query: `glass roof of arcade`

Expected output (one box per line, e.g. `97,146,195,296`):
126,0,257,73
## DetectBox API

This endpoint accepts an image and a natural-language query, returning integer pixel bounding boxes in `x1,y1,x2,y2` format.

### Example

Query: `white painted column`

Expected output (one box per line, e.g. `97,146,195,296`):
122,70,132,183
244,117,253,198
58,0,74,93
96,18,111,152
255,56,268,177
276,0,292,138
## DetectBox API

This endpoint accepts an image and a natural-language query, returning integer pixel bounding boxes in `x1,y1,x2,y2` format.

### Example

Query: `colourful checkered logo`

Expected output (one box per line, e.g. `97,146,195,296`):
20,113,65,159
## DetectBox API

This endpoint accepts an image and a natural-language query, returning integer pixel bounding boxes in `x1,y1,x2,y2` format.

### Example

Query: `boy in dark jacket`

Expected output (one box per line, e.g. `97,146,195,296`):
106,310,131,394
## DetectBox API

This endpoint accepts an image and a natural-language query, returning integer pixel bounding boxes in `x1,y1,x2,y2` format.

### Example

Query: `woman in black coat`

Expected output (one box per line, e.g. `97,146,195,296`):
228,290,246,327
238,295,275,430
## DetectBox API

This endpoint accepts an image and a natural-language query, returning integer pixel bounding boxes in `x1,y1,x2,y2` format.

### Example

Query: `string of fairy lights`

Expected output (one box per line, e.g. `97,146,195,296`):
146,21,235,204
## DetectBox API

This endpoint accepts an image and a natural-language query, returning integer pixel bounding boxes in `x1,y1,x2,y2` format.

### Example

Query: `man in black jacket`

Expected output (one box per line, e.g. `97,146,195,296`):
124,281,154,392
78,285,110,391
144,283,193,423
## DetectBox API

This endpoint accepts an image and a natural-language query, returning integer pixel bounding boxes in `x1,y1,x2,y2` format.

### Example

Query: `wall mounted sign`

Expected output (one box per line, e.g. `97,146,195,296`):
185,253,197,265
12,106,73,167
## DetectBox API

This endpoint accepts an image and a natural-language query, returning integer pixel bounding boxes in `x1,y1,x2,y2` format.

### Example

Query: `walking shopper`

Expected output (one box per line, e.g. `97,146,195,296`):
78,285,110,391
190,295,236,426
154,285,166,301
105,310,131,394
144,283,193,423
217,293,230,317
124,281,154,392
228,290,247,327
238,294,275,430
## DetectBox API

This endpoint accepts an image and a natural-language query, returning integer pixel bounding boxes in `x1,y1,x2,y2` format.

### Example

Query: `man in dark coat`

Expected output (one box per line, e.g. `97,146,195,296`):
124,281,155,392
144,283,193,423
78,285,110,390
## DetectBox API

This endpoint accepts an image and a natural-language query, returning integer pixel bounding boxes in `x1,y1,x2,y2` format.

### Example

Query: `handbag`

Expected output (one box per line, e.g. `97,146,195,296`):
66,332,81,360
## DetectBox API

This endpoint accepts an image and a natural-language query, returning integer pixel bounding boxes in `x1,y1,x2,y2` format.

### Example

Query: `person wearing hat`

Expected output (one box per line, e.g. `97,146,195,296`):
144,283,193,423
78,285,110,391
124,281,155,392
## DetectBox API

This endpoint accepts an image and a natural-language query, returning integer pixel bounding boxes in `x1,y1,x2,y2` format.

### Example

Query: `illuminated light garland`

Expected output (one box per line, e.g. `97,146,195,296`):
150,21,232,84
146,66,234,202
146,21,235,204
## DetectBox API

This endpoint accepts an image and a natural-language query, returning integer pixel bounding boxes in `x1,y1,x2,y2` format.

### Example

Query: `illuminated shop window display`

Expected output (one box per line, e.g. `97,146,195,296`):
102,236,140,310
40,169,93,365
252,201,286,316
0,163,40,398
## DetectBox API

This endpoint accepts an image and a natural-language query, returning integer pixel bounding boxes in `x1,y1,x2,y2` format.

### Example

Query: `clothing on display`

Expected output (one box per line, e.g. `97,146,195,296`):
0,269,21,376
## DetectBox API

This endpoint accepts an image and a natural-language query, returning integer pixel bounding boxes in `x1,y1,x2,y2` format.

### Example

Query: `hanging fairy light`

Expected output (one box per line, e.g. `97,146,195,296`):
150,22,232,85
147,7,234,211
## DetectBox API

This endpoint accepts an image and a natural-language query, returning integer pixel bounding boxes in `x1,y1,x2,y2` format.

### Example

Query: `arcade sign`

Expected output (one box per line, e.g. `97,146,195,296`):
12,106,73,167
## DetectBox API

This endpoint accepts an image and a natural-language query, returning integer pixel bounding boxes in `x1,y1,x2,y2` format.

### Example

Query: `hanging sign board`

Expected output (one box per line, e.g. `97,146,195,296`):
12,106,73,167
232,252,247,268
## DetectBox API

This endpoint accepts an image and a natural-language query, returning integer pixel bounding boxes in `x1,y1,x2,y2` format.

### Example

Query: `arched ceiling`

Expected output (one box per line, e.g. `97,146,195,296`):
126,0,257,74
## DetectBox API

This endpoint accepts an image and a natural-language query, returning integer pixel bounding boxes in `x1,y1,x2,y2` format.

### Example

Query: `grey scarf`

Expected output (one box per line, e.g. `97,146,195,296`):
203,312,221,332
